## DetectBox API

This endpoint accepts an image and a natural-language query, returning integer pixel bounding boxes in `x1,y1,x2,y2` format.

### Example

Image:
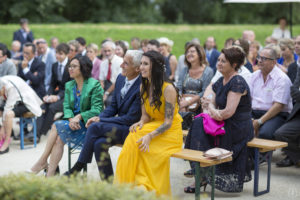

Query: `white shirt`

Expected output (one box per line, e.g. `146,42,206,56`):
99,55,123,84
272,27,291,39
211,65,252,84
58,57,68,75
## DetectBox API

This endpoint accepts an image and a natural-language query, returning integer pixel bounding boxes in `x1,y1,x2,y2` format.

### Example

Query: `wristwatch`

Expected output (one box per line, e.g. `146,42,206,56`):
104,91,110,95
257,119,263,126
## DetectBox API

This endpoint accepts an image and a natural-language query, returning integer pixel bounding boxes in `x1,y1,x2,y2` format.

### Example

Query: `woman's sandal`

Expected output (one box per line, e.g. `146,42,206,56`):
183,169,194,178
184,186,195,193
184,180,208,193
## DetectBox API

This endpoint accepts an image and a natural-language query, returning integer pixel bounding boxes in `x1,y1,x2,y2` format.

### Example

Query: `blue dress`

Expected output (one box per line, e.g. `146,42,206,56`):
185,75,254,192
55,85,87,149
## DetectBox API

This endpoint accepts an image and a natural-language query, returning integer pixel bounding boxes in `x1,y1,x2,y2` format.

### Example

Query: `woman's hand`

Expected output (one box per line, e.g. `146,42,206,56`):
137,134,152,152
69,114,81,130
129,121,144,132
180,99,189,108
201,96,212,110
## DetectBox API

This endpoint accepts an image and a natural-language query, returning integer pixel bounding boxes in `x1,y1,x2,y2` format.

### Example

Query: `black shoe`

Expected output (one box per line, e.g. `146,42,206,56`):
0,147,9,155
276,156,294,167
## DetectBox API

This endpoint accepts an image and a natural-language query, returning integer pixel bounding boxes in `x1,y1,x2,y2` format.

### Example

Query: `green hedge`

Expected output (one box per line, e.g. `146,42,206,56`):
0,173,166,200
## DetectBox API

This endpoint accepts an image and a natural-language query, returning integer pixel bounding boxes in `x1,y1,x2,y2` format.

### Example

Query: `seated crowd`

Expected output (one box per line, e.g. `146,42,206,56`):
0,18,300,197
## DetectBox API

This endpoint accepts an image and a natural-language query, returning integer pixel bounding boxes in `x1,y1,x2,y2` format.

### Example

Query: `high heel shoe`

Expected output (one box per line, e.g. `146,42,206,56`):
0,147,9,155
184,180,208,193
27,163,48,174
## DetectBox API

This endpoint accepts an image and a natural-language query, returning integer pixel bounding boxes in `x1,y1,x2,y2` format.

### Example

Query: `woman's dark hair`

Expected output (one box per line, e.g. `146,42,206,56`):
235,38,249,56
115,40,127,55
221,46,245,71
141,51,179,111
184,43,208,69
70,55,92,80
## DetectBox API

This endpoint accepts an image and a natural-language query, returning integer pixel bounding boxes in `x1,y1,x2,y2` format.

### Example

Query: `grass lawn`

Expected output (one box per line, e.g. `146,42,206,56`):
1,23,300,57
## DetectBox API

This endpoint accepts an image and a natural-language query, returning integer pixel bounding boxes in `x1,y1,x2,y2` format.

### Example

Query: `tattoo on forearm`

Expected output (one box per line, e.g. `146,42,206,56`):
165,101,174,119
156,123,171,135
152,101,174,136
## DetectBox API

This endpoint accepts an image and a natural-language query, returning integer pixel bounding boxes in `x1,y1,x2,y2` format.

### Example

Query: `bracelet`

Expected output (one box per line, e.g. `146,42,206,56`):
257,119,263,126
105,91,110,95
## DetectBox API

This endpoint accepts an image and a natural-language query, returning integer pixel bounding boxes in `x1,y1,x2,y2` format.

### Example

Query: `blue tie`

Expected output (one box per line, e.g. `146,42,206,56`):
121,81,130,99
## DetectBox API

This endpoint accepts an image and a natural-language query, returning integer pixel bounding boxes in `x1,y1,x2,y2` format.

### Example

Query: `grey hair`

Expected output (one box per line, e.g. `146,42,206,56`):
68,40,80,51
125,50,143,68
102,41,116,50
263,46,279,60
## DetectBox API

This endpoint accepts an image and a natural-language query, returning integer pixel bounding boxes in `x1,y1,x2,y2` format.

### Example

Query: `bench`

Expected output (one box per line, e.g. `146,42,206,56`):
247,138,287,196
183,130,288,197
115,143,232,200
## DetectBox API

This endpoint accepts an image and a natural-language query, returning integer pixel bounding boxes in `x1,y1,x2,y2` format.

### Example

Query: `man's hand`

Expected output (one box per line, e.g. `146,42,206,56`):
85,116,100,128
21,58,28,69
252,119,260,137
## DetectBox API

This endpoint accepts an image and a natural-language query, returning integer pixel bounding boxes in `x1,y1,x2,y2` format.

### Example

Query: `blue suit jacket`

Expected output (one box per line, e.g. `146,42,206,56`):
18,57,46,98
98,74,141,142
13,29,34,47
207,48,220,73
100,74,141,132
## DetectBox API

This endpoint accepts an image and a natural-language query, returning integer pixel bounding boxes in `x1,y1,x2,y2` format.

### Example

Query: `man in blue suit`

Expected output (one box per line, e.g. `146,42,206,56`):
13,18,34,50
18,42,45,99
205,36,220,74
64,50,143,180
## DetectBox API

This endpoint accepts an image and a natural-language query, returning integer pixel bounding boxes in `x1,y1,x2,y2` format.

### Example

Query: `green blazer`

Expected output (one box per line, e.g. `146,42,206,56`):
63,78,104,123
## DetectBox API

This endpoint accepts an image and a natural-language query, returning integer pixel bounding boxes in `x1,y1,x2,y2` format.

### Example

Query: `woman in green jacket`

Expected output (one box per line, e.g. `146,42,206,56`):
30,55,104,176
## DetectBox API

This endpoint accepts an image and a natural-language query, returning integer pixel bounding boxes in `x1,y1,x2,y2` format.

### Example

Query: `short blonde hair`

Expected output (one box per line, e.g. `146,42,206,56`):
279,38,295,51
87,43,99,53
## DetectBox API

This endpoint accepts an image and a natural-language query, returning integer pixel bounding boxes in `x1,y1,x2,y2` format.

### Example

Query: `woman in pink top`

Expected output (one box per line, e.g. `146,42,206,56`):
86,43,101,81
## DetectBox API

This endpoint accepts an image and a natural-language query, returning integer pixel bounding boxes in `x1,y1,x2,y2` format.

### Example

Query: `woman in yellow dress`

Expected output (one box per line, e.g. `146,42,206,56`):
115,51,183,196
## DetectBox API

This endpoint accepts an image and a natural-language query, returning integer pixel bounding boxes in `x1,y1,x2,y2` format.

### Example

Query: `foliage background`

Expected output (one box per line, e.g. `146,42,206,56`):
1,0,300,24
1,24,300,57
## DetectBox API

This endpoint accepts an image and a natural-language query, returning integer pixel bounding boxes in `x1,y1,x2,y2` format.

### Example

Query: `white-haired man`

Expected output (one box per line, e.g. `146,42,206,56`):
64,50,142,180
99,41,123,106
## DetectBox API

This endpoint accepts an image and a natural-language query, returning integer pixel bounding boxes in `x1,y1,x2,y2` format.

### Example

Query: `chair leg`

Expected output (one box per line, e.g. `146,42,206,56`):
33,117,37,147
68,146,71,171
20,118,24,150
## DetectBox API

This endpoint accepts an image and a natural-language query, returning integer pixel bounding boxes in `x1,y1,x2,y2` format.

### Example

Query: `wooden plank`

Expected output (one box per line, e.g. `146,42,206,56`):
22,112,35,118
247,138,288,152
171,149,232,167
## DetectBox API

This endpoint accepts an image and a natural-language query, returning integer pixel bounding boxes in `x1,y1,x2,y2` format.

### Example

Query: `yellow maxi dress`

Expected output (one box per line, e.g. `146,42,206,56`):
115,82,183,196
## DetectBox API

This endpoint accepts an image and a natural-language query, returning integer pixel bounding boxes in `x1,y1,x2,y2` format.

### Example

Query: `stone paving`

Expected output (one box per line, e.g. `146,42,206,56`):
1,133,300,200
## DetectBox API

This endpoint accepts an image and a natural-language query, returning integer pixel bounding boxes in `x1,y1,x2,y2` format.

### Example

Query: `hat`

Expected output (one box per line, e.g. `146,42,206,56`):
157,37,174,47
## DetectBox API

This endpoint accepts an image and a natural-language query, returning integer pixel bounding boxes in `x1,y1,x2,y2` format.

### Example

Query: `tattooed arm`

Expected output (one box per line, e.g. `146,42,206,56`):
137,85,177,152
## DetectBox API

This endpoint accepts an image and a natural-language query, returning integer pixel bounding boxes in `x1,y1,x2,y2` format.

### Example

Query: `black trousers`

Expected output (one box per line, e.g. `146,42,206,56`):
274,113,300,164
37,99,64,137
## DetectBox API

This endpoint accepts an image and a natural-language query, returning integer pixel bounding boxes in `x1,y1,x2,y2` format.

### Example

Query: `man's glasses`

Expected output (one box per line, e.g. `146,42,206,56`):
257,55,275,62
